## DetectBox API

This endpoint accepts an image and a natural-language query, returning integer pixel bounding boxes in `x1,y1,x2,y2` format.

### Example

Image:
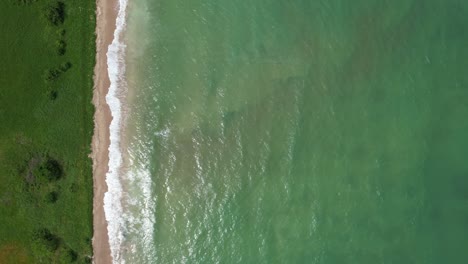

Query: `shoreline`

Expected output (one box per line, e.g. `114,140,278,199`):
91,0,118,263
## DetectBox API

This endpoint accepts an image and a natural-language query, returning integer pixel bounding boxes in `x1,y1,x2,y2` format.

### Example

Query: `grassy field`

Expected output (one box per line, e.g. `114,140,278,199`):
0,0,95,262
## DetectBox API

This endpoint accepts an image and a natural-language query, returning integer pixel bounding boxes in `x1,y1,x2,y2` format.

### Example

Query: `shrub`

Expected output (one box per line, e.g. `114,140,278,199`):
58,28,66,37
48,89,58,100
46,191,59,203
45,68,61,82
14,0,36,5
45,63,72,83
34,228,61,252
33,158,63,181
57,40,66,55
45,1,65,26
70,183,79,193
60,61,72,72
66,249,78,262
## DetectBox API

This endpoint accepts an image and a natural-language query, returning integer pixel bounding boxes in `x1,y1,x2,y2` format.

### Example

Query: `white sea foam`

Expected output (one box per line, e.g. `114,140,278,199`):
104,0,129,262
104,0,159,262
123,158,157,263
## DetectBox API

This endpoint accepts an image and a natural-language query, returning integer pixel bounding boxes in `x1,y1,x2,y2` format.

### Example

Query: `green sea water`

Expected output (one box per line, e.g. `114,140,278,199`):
119,0,468,263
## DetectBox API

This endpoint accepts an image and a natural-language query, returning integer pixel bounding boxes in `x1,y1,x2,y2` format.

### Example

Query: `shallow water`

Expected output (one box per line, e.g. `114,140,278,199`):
109,0,468,263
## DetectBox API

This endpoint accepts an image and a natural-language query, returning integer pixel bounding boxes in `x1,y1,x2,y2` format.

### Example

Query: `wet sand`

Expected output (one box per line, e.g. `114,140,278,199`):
91,0,118,263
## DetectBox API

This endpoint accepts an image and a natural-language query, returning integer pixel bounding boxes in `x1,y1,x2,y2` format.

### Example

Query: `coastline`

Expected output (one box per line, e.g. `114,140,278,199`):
91,0,118,263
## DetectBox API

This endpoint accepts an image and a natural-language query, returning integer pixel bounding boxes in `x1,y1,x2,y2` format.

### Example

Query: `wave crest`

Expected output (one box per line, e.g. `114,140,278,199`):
104,0,129,262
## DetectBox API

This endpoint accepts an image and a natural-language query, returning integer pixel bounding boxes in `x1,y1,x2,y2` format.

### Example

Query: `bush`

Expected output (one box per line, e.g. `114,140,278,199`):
14,0,37,5
45,1,65,26
70,183,79,193
45,63,72,83
58,28,66,37
60,61,72,72
45,68,61,82
34,228,61,252
46,191,59,203
57,40,66,55
66,249,78,262
33,158,63,181
48,89,58,100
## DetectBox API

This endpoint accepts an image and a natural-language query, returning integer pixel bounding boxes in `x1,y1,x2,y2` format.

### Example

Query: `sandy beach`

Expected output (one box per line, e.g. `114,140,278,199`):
92,0,118,263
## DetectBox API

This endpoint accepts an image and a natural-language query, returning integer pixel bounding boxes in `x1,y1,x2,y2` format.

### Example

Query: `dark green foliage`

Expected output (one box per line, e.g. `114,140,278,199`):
0,0,95,261
34,228,61,252
57,39,67,55
46,191,59,203
66,249,79,262
14,0,37,5
45,1,65,26
60,61,72,72
45,68,62,82
48,89,58,100
33,158,63,182
70,182,79,193
84,256,92,264
45,63,71,82
58,28,66,37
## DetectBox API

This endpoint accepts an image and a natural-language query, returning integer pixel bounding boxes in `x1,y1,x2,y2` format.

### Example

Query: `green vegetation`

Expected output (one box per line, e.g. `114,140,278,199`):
44,1,65,26
0,0,95,262
34,228,61,252
14,0,37,6
46,191,59,203
56,40,67,56
31,155,64,182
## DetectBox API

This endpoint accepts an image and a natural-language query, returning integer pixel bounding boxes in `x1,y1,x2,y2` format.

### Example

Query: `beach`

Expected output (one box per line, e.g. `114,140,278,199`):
92,0,117,263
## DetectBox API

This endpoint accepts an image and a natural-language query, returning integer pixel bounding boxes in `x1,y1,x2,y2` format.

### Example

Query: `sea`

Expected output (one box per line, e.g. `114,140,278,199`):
104,0,468,263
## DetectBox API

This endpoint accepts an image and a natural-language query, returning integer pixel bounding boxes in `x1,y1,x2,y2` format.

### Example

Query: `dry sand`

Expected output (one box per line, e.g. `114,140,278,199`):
92,0,118,263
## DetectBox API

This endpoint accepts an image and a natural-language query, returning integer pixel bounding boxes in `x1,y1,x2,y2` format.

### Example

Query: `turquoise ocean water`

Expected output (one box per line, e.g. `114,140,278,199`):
106,0,468,263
